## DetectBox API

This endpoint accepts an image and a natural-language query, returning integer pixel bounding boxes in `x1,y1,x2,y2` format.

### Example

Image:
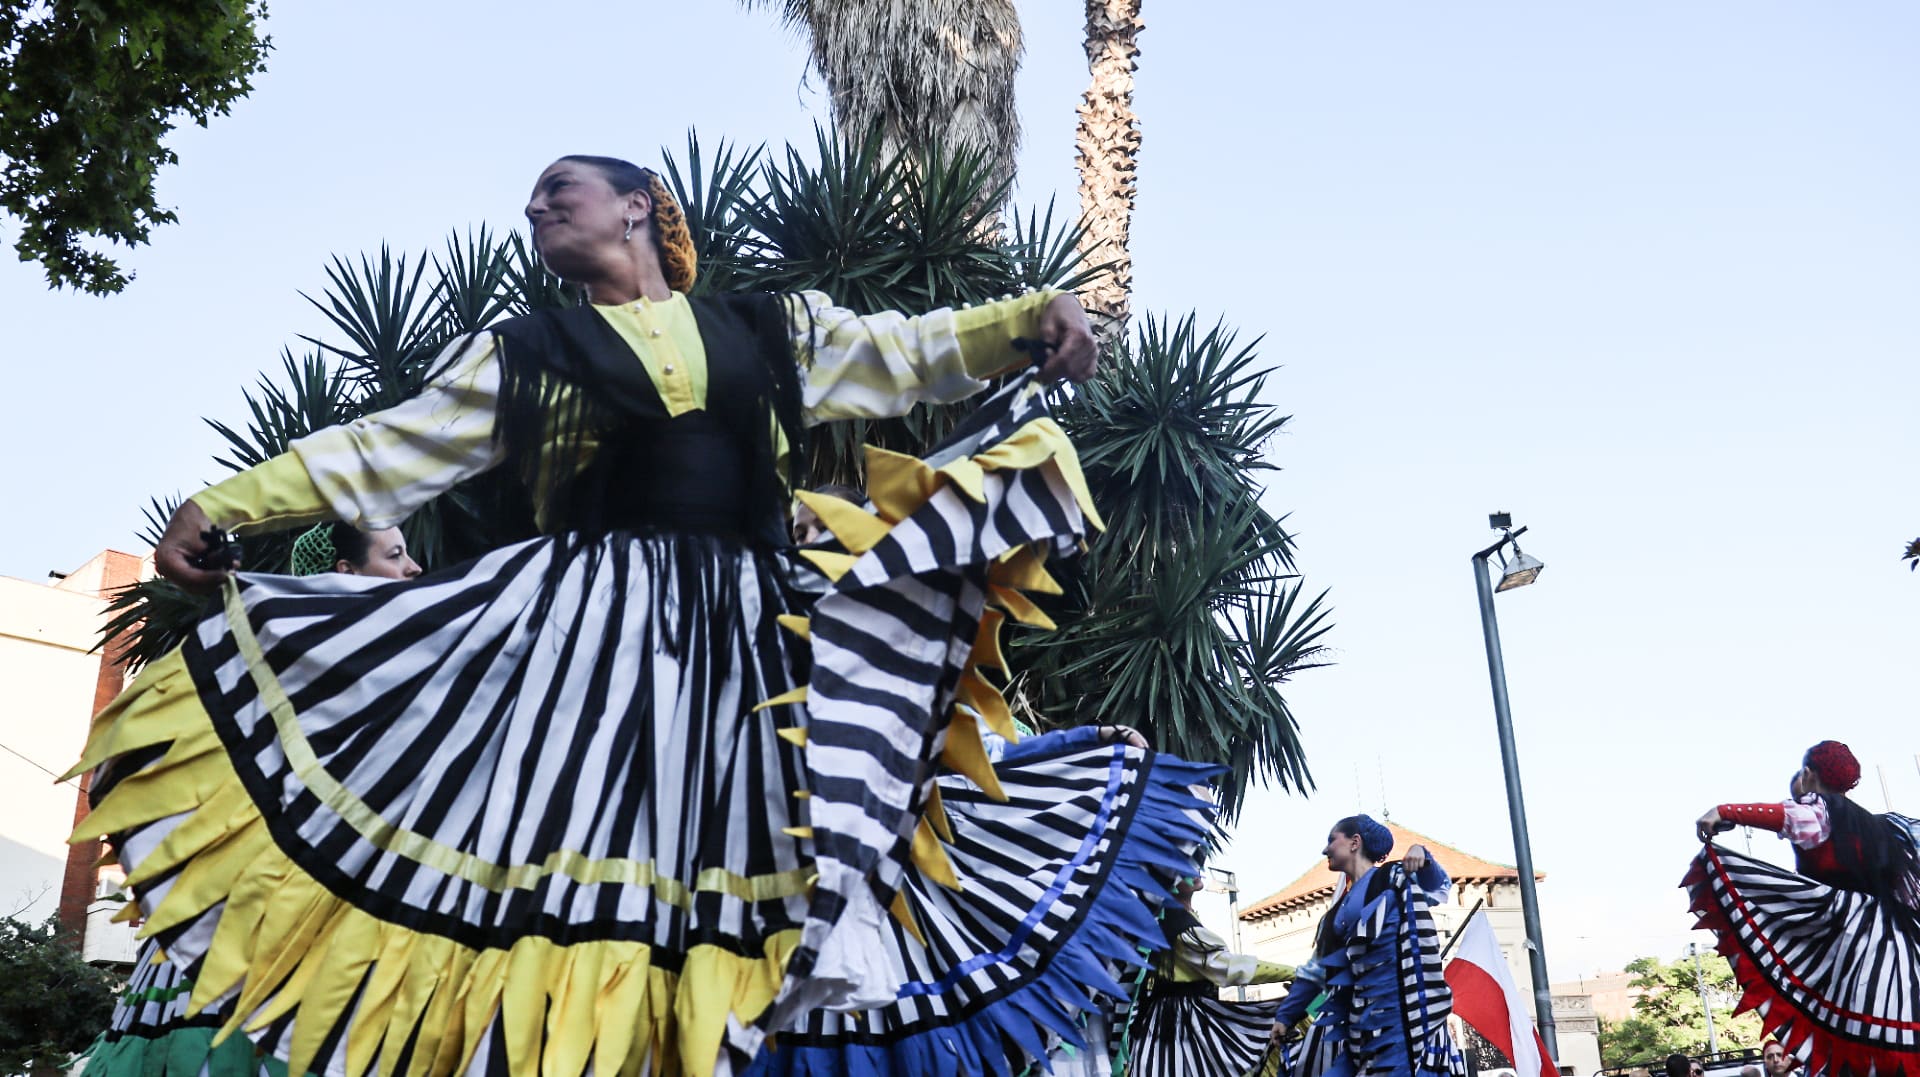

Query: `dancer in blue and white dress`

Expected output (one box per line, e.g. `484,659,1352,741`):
1271,816,1465,1077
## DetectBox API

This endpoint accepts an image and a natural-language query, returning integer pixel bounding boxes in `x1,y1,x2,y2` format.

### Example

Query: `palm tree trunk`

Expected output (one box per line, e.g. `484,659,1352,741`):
1074,0,1143,347
793,0,1024,195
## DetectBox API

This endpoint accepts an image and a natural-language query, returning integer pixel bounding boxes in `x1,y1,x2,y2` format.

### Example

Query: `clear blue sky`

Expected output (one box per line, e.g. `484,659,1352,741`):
4,2,1915,980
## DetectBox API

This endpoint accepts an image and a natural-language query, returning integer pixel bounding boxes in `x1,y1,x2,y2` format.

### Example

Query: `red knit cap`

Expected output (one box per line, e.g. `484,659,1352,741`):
1805,740,1861,793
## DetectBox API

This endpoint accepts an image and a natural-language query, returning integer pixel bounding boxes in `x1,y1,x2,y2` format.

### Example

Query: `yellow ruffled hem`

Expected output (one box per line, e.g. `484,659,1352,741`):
70,650,801,1077
779,406,1102,898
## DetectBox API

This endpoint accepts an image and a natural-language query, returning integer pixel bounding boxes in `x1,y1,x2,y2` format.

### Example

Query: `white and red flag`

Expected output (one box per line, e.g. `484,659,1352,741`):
1443,913,1556,1077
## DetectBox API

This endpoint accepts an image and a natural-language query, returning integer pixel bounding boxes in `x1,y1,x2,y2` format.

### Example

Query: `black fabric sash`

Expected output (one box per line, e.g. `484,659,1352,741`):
484,293,803,548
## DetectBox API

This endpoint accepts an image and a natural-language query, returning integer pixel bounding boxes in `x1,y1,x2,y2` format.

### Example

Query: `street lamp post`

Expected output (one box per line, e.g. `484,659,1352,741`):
1205,867,1248,1001
1471,514,1559,1063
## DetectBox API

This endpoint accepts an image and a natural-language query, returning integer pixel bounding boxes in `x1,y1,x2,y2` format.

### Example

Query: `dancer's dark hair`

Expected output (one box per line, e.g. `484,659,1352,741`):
329,523,372,567
1809,792,1919,906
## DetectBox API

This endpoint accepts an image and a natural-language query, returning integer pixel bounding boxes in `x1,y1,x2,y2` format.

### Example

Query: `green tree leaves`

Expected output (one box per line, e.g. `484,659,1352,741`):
0,0,270,294
0,916,117,1074
1598,953,1765,1068
1018,314,1331,819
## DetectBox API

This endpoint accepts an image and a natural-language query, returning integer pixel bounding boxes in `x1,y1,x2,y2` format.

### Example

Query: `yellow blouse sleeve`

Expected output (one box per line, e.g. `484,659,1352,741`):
787,290,1058,424
191,334,506,533
188,453,332,533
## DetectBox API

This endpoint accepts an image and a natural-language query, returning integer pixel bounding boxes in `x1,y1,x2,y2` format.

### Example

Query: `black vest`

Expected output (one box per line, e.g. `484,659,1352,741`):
487,293,800,549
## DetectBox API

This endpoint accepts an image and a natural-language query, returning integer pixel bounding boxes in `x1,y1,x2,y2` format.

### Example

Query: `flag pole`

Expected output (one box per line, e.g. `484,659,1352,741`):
1440,898,1488,962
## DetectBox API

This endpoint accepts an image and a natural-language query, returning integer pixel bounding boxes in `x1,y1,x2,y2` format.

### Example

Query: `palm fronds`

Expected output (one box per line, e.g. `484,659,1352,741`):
1013,313,1331,821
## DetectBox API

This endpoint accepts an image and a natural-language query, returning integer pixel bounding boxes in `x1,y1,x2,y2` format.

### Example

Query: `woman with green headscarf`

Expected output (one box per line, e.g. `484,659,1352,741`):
80,523,419,1077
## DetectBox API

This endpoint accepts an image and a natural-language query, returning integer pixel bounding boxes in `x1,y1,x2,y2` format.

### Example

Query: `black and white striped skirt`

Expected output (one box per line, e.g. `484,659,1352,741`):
75,379,1214,1077
1686,844,1920,1077
1125,983,1281,1077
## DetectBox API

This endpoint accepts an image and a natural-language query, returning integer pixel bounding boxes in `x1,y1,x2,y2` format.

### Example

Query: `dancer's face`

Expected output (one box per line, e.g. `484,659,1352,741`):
1790,766,1817,799
342,528,422,580
1322,827,1363,874
792,502,827,545
525,160,647,282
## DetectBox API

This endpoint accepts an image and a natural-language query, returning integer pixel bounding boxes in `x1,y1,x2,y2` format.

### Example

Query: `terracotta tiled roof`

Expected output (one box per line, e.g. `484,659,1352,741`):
1238,819,1542,921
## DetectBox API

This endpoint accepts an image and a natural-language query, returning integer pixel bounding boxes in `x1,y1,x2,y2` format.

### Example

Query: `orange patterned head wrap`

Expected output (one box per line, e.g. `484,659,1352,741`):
641,170,697,293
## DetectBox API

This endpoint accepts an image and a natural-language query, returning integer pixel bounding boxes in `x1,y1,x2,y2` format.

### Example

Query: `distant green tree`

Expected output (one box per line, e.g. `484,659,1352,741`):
0,0,270,294
1598,953,1764,1068
0,916,117,1075
1599,1015,1678,1068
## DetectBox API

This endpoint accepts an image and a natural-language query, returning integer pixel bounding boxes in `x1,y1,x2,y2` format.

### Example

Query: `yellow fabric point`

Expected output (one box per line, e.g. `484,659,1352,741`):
941,711,1007,802
140,820,274,936
193,836,281,1004
96,847,118,868
542,944,602,1077
776,726,809,748
991,545,1064,596
344,926,415,1077
910,814,962,891
233,870,336,1023
110,900,140,924
387,935,459,1077
70,736,227,844
413,956,469,1077
781,826,815,839
960,670,1018,743
122,776,252,887
775,614,811,640
791,788,811,799
798,548,857,581
967,609,1008,674
591,946,652,1077
673,949,732,1076
242,911,335,1038
64,650,194,780
863,446,936,521
934,457,987,503
459,948,513,1075
925,784,955,842
287,911,381,1077
889,889,928,947
990,585,1058,630
753,686,807,712
502,939,556,1077
794,490,890,553
993,584,1059,629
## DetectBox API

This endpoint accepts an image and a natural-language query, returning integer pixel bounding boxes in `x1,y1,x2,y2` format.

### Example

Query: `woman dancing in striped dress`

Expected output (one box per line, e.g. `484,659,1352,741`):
1268,815,1464,1077
1117,877,1293,1077
68,155,1216,1077
1689,740,1920,1077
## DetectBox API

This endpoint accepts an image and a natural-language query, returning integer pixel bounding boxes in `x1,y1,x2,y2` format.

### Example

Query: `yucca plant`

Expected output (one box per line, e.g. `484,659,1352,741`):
103,130,1328,819
1014,314,1333,821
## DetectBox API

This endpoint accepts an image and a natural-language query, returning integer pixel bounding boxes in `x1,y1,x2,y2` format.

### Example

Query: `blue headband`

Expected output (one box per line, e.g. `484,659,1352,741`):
1352,815,1394,860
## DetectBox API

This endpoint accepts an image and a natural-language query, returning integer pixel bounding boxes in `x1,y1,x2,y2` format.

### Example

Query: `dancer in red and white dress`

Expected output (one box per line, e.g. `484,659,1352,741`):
1689,740,1920,1077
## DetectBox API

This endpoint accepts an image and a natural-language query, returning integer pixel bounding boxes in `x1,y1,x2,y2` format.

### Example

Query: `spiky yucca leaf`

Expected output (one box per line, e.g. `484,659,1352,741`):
659,133,762,297
1011,313,1330,821
433,226,516,336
